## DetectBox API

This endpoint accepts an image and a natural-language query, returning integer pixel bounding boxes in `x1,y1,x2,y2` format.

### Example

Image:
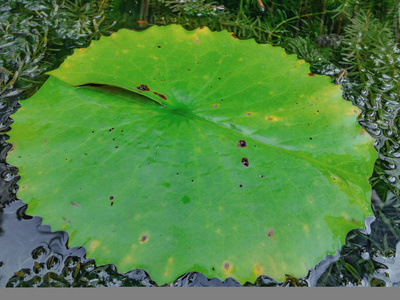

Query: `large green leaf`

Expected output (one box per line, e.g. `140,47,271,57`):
7,25,377,284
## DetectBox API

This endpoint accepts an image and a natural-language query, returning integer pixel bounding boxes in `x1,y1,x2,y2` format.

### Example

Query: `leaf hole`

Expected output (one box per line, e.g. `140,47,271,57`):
241,157,249,167
137,85,150,91
237,140,247,148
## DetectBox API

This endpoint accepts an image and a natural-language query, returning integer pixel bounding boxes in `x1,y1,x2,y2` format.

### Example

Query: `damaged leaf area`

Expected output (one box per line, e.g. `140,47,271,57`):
7,25,377,284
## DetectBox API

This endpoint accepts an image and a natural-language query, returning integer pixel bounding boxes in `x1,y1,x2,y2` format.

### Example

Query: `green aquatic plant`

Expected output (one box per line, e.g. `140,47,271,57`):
8,25,376,284
0,0,116,99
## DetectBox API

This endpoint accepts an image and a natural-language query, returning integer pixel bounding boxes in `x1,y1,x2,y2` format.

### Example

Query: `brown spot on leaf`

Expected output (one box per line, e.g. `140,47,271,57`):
137,84,150,91
224,262,230,270
153,92,167,100
140,235,148,242
308,72,315,76
109,196,114,200
237,140,247,148
157,45,161,48
231,33,238,39
268,230,274,237
241,157,249,167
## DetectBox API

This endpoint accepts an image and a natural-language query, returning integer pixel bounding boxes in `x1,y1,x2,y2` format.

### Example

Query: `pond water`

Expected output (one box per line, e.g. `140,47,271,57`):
1,0,400,287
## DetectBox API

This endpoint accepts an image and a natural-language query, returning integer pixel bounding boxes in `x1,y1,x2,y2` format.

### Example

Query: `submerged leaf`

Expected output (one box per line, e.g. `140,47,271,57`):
8,25,377,284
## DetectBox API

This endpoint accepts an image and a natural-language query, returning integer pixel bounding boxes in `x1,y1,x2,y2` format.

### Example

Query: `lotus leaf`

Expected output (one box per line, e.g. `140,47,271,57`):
7,25,377,284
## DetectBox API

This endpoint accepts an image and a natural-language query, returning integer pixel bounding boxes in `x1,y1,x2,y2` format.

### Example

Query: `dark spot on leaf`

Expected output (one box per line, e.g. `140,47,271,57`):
224,262,230,270
359,131,364,135
62,218,66,221
153,92,167,100
140,235,148,242
246,112,251,116
308,72,315,76
231,33,238,39
115,146,118,148
259,175,264,178
239,184,243,188
309,137,312,140
267,118,273,121
213,104,218,108
137,84,150,91
157,45,161,48
268,230,274,237
241,157,249,167
237,140,247,148
212,267,215,271
181,195,190,204
71,202,79,206
109,196,114,200
91,131,94,133
194,40,199,43
111,202,114,206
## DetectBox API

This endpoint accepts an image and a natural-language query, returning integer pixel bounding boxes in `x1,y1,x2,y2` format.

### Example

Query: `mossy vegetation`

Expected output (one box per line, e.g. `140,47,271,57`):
1,0,400,287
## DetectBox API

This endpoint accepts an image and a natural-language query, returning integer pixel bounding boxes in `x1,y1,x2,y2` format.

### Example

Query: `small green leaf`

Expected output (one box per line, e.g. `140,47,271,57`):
8,25,377,284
